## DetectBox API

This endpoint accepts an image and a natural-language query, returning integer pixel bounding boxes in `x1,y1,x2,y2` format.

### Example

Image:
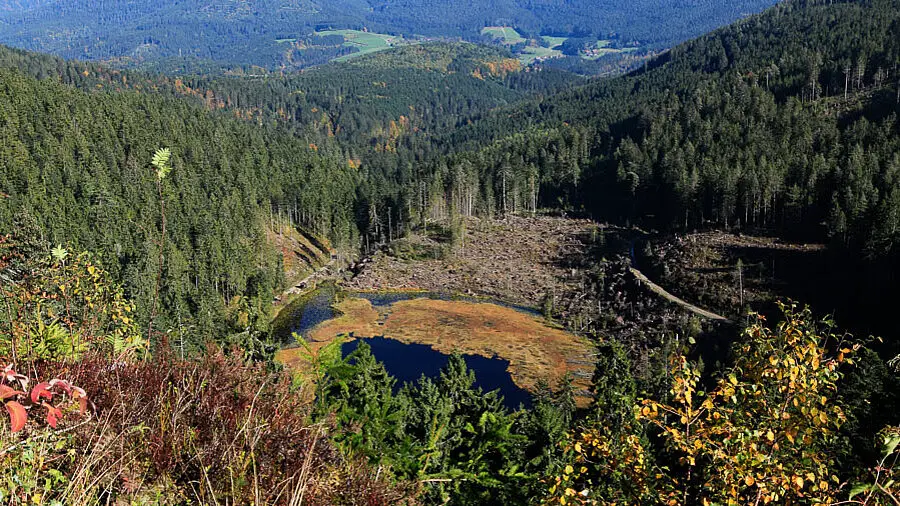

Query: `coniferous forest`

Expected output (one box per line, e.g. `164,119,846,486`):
3,0,900,504
0,0,777,68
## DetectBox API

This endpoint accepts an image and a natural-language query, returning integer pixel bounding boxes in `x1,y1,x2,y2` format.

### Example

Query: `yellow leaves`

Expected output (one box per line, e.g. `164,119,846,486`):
548,305,855,506
574,442,582,453
565,465,574,475
639,403,659,420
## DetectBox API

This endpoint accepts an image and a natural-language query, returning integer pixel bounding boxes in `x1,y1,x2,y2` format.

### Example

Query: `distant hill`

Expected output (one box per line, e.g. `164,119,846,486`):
0,0,778,70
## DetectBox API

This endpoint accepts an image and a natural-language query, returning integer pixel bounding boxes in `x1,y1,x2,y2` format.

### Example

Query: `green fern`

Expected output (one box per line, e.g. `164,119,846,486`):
51,245,68,263
151,148,173,180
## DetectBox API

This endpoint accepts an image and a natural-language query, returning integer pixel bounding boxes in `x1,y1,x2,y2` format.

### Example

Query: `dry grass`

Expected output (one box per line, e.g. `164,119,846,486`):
383,299,594,399
265,223,331,288
277,297,595,406
1,352,415,505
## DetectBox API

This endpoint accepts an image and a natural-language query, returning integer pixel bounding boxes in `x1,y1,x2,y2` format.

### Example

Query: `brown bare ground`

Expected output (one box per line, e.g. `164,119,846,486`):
265,224,330,286
644,231,826,319
343,215,598,307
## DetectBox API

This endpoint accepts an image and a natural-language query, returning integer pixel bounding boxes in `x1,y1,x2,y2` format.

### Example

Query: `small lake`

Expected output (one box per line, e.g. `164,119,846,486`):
274,284,537,410
343,337,532,409
273,283,539,343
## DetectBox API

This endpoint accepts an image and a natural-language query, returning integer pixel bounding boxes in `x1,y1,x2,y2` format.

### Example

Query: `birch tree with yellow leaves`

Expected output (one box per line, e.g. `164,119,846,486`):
548,303,858,505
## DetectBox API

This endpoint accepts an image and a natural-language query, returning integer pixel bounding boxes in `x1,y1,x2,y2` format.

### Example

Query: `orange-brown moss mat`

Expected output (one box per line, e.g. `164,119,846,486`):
277,297,595,405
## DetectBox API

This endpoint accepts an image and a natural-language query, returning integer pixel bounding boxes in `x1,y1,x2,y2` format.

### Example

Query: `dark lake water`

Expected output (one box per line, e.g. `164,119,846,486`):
274,284,535,410
343,337,532,410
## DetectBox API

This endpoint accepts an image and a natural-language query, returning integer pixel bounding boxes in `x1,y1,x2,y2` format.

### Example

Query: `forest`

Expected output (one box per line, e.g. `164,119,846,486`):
410,0,900,338
0,0,777,71
0,59,366,348
2,0,900,504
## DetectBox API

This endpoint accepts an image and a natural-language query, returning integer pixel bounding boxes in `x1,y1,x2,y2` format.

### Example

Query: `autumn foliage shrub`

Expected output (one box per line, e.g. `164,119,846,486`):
1,232,147,363
1,233,413,504
0,351,415,505
546,303,874,505
59,350,413,504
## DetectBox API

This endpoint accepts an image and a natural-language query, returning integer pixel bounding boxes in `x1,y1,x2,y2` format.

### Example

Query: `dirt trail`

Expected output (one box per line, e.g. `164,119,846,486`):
629,267,732,323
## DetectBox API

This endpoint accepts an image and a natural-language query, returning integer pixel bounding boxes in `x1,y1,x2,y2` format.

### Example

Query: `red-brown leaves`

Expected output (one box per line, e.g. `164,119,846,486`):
31,382,52,403
42,402,63,429
5,401,26,432
55,349,414,505
2,366,90,433
3,364,28,389
0,384,24,400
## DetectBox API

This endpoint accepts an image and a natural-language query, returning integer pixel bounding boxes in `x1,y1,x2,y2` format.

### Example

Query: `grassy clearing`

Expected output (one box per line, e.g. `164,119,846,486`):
481,26,526,45
541,36,568,49
582,39,639,60
316,29,402,61
520,44,563,64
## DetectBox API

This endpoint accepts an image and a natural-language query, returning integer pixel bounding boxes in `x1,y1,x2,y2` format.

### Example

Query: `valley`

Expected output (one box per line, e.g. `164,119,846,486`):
480,26,639,66
2,0,900,504
0,0,779,73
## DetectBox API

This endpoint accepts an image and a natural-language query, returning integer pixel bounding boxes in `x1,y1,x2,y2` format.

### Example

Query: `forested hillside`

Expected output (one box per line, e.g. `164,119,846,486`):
411,0,900,335
0,62,362,348
0,0,777,70
5,0,900,341
0,39,589,354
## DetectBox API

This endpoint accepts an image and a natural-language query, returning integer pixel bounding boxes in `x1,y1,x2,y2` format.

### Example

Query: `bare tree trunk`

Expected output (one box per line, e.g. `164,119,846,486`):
844,66,850,99
501,169,508,217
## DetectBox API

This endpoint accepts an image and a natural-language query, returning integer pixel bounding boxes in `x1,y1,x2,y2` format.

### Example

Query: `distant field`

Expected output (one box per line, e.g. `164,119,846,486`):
582,39,639,60
481,26,526,45
541,36,568,49
481,27,565,64
519,44,563,65
316,29,402,61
